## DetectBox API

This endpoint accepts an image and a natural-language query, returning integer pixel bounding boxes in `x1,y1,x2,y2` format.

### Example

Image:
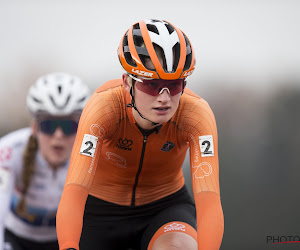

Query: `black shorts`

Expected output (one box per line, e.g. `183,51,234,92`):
80,185,196,250
4,229,59,250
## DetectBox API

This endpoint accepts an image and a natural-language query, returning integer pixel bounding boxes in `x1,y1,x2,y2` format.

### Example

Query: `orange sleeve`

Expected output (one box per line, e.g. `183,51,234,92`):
186,98,224,249
56,185,89,250
56,91,117,250
194,192,224,249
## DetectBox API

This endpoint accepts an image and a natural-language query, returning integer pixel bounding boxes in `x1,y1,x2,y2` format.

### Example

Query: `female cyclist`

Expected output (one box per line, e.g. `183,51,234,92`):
0,72,90,250
57,19,224,250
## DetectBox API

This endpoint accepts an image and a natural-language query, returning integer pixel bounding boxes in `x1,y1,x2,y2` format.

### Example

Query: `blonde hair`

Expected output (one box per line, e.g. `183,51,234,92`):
16,134,38,217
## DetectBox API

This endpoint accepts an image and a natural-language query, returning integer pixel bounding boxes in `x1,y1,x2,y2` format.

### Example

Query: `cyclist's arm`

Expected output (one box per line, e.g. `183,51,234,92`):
56,185,90,250
56,93,116,250
187,99,224,250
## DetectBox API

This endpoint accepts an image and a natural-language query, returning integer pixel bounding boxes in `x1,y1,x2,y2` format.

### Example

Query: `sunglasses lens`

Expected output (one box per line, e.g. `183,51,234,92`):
165,80,185,95
135,79,184,96
136,80,160,96
40,120,56,135
39,120,78,135
60,120,78,135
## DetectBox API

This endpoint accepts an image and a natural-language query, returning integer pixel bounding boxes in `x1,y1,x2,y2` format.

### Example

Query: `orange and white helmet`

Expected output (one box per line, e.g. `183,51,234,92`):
118,19,195,80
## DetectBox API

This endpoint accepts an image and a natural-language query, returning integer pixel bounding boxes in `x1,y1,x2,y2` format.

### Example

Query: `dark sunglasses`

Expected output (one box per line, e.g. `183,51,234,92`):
38,119,78,136
128,74,185,96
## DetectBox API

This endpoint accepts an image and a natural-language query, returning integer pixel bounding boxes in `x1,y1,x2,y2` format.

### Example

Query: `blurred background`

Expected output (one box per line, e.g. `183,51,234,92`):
1,0,299,249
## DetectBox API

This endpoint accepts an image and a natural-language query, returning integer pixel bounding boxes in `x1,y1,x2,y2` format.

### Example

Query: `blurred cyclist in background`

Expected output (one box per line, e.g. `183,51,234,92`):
0,72,90,250
57,19,224,250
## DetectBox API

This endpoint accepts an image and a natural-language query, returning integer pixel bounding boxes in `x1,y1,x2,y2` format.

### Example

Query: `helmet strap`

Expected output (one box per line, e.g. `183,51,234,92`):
126,85,160,127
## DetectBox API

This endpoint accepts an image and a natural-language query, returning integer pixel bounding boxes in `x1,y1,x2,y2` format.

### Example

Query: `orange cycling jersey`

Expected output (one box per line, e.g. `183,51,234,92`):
57,79,224,250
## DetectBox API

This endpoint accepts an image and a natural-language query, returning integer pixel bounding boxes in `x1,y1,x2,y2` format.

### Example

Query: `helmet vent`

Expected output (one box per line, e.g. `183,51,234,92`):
58,85,62,94
65,95,71,107
165,23,174,34
183,33,193,71
133,35,144,47
49,94,71,110
146,24,159,35
77,96,86,103
153,43,167,72
133,23,140,29
123,32,137,67
172,42,180,72
183,53,192,71
49,95,59,109
32,96,42,104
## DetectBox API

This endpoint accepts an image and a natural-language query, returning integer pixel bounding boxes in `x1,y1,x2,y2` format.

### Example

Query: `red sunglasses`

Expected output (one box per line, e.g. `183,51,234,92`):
128,74,186,96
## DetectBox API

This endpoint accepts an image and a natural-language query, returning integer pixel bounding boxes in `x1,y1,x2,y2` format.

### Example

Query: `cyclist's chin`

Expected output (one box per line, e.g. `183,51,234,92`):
46,158,68,169
44,152,69,168
151,114,173,125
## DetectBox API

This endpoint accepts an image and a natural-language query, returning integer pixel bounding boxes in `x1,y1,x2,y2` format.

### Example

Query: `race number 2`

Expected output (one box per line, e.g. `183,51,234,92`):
80,134,98,157
199,135,214,157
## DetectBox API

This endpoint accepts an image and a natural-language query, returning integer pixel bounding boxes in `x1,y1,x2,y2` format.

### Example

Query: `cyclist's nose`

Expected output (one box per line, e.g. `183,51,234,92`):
53,127,64,137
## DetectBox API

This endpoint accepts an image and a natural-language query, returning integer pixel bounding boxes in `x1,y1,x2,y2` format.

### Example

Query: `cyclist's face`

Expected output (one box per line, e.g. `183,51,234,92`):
123,74,182,129
32,115,79,168
134,78,181,127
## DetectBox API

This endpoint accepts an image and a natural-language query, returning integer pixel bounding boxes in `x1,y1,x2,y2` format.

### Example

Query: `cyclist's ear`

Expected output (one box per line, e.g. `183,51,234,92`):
122,73,131,93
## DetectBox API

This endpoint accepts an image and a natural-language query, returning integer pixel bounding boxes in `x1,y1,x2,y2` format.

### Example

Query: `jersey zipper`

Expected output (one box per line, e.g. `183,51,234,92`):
131,135,148,206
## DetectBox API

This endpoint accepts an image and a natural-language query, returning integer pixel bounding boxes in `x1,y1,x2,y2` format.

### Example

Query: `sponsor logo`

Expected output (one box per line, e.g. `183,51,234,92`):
189,134,200,162
90,124,105,139
192,162,212,179
132,69,153,77
164,222,186,232
116,138,133,151
105,152,127,168
160,141,175,152
183,69,194,77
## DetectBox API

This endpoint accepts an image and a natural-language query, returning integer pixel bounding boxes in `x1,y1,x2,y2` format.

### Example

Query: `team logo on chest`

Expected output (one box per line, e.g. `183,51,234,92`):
160,141,175,152
116,138,133,151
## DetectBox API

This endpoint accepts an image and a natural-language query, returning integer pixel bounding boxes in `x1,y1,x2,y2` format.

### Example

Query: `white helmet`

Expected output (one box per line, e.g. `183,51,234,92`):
27,72,90,116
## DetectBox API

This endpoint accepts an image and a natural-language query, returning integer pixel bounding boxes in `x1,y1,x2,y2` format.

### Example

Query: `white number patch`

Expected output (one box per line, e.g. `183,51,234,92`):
80,134,98,157
0,168,11,191
199,135,214,157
